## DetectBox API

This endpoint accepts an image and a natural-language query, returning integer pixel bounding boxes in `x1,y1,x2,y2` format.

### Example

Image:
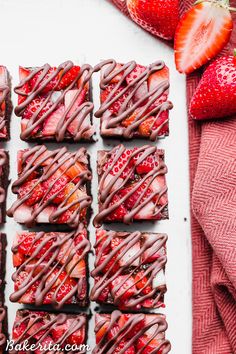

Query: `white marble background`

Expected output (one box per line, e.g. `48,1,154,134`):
0,0,192,352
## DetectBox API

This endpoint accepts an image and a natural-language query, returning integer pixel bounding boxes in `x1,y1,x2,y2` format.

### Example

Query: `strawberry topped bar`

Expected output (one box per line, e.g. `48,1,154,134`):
14,61,94,142
7,146,92,228
94,59,172,140
11,227,90,308
93,311,171,353
0,66,12,140
11,310,87,353
93,144,168,226
91,229,167,310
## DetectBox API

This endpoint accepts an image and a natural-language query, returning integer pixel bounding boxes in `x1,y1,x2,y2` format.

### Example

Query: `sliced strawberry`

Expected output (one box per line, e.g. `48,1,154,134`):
121,110,137,127
106,194,127,222
110,63,124,83
104,148,133,179
126,64,146,85
23,96,53,120
30,67,58,93
119,241,140,267
96,320,109,344
67,327,85,346
51,323,67,342
118,314,145,339
12,321,27,340
13,251,25,267
42,172,70,204
127,0,179,40
119,181,152,210
111,275,136,302
134,270,152,295
35,205,55,223
137,335,164,354
13,203,33,224
18,179,44,206
57,209,74,224
113,340,135,354
174,1,233,74
44,281,75,304
57,66,81,90
65,89,87,116
66,258,86,279
107,323,120,340
18,67,31,104
134,201,156,220
60,154,85,182
95,277,110,302
42,105,64,136
133,152,159,174
148,65,169,94
63,183,81,211
101,84,131,115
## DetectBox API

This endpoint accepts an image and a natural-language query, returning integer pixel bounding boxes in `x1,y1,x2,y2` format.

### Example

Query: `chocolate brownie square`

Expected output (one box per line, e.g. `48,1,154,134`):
11,310,88,353
93,311,171,353
93,144,168,226
91,229,167,310
7,146,92,228
14,61,94,142
94,59,172,140
11,226,90,308
0,66,12,140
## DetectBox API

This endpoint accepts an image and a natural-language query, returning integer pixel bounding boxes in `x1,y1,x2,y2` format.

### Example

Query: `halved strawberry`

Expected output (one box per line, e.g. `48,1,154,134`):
18,233,54,260
174,1,233,74
30,67,58,93
18,67,31,104
104,148,134,179
101,84,131,115
18,179,44,206
66,258,86,279
111,275,136,302
57,66,81,90
134,270,152,295
23,96,53,120
12,320,27,340
148,65,169,95
42,105,64,136
106,195,127,222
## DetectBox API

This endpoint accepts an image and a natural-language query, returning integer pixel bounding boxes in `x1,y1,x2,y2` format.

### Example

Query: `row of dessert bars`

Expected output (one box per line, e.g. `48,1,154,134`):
0,60,171,353
0,60,172,142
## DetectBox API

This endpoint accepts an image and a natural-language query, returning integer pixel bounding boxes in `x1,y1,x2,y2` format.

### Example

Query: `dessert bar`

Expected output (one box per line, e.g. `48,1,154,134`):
7,145,92,228
11,226,90,308
11,310,87,353
0,66,12,140
91,229,167,310
94,59,172,140
93,144,168,226
93,310,171,353
14,61,94,142
0,150,9,224
0,233,7,353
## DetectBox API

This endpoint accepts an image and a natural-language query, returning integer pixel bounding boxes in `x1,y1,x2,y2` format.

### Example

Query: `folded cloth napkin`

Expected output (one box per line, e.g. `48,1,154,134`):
110,0,236,352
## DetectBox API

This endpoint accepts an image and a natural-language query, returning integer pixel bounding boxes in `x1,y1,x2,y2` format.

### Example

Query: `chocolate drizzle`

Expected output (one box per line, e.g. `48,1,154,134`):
11,310,87,354
15,61,94,142
93,311,171,354
94,59,173,140
94,144,168,227
11,226,90,308
91,230,167,309
7,145,92,228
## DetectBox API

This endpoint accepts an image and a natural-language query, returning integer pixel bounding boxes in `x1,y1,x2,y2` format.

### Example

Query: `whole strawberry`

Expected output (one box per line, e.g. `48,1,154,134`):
189,54,236,120
126,0,179,40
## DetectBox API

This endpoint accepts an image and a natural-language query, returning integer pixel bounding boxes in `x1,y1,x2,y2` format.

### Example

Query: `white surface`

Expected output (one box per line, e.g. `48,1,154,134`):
0,0,192,353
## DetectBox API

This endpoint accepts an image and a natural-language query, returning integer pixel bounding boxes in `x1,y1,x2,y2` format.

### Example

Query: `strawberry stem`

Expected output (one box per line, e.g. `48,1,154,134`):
194,0,236,10
234,49,236,57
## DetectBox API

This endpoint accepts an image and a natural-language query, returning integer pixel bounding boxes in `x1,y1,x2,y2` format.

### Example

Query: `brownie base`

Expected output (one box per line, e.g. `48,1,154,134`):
0,152,9,224
0,234,8,353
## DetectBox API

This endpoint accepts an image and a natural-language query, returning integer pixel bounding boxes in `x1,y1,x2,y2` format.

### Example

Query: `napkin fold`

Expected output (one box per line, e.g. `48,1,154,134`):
109,0,236,352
